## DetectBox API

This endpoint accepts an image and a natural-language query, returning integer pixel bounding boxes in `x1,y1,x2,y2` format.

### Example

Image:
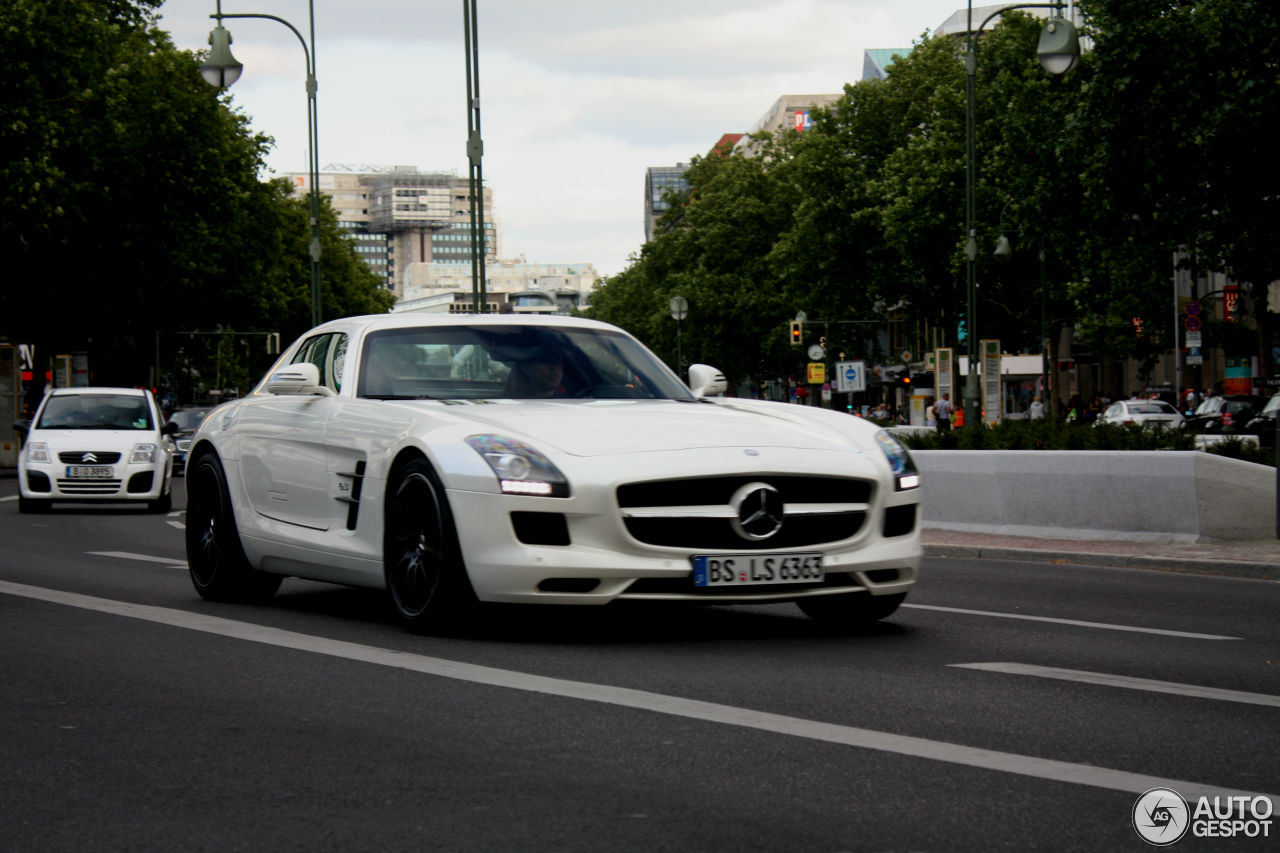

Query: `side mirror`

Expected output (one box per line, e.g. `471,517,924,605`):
13,418,29,437
161,420,180,436
266,362,336,397
688,364,727,397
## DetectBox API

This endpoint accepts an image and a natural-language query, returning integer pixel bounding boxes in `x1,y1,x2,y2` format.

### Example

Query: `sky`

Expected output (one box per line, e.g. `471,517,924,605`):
158,1,967,278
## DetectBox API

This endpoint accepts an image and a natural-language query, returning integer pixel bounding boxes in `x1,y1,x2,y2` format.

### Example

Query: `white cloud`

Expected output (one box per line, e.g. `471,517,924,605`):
160,0,962,276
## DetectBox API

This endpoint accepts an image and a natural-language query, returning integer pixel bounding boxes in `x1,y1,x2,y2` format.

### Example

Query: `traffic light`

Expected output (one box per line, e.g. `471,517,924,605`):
789,321,803,345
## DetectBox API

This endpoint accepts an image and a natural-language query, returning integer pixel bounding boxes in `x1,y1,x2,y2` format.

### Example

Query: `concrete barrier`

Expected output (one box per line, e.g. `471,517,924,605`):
912,450,1275,543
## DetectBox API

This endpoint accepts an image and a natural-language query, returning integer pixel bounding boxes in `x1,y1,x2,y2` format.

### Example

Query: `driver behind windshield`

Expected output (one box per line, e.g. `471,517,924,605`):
504,345,566,398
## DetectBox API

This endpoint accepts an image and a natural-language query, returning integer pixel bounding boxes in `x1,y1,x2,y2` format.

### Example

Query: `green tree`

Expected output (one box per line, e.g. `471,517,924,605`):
0,0,391,398
1076,0,1280,375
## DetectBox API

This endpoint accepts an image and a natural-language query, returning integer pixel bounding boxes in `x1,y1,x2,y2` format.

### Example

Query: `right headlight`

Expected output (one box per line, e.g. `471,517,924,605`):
874,430,919,491
465,435,570,497
26,441,51,464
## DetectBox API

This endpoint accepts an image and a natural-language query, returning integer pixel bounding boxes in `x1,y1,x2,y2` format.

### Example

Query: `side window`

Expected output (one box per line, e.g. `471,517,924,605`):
291,333,347,391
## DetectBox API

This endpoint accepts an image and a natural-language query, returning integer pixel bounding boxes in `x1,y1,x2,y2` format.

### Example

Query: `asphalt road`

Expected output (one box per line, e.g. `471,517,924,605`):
1,480,1277,852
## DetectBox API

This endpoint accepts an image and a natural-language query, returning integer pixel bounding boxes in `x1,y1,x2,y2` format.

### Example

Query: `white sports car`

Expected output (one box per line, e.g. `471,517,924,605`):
184,313,921,631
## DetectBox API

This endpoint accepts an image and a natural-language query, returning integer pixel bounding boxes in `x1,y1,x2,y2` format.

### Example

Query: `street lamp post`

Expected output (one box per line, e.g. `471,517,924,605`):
200,0,322,328
962,1,1080,428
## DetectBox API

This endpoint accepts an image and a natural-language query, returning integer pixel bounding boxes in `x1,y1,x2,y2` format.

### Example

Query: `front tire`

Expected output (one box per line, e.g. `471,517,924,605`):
798,591,907,626
18,496,51,514
148,489,172,514
383,458,476,633
185,451,281,603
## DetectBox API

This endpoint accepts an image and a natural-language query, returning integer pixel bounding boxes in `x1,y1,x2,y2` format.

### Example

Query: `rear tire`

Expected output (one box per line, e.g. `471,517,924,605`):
798,591,907,626
383,458,476,633
185,451,281,603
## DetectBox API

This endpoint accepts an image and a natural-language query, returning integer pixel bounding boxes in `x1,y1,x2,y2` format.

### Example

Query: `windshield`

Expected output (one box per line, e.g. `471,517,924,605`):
1194,397,1224,415
36,394,153,430
1263,395,1280,416
357,324,694,401
169,409,211,430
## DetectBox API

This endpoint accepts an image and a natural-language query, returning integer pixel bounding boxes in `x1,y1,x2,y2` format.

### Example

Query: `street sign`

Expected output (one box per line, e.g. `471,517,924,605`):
807,363,826,384
669,296,688,320
835,360,865,393
1185,300,1201,316
1184,315,1202,332
1186,330,1202,347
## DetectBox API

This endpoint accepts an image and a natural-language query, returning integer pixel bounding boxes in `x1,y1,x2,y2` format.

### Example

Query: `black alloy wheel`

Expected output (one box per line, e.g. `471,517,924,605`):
185,451,281,602
383,458,476,632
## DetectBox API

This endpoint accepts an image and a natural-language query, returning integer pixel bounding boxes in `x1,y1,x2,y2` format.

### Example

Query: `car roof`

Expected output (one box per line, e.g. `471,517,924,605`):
309,312,620,337
48,386,147,397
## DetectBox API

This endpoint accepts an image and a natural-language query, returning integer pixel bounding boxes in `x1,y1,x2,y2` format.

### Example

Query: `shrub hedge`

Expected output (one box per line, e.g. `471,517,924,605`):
887,420,1277,467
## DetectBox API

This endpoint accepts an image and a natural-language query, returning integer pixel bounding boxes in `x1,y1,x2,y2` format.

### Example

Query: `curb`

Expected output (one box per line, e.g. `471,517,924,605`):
924,543,1280,581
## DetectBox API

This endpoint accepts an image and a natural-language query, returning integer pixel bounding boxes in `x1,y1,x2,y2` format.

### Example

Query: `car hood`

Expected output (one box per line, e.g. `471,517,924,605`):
30,428,160,446
435,399,860,458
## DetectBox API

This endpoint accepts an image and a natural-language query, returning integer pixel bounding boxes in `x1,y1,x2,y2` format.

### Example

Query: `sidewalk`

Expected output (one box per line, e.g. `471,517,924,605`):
923,528,1280,580
5,467,1277,580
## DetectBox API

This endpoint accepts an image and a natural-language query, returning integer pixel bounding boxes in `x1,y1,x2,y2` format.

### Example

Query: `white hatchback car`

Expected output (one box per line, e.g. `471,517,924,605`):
184,314,922,633
17,387,177,513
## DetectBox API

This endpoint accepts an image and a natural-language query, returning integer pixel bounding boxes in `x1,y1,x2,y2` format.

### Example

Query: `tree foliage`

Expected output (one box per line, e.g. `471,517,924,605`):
592,4,1279,399
0,0,392,397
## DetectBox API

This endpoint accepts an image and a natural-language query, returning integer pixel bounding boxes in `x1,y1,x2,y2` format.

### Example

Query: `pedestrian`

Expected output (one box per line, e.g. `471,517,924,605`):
952,402,965,428
1028,395,1046,420
925,396,937,427
935,393,952,432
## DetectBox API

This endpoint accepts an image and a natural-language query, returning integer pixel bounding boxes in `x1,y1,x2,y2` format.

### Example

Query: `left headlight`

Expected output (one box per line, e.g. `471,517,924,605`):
874,430,919,491
130,443,158,464
465,435,570,497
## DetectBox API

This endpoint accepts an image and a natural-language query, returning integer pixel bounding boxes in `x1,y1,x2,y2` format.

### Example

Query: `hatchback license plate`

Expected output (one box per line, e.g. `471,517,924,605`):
66,465,113,478
692,553,823,587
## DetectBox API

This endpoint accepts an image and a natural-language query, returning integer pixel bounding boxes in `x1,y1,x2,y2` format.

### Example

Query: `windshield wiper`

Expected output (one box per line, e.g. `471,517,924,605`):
362,394,434,400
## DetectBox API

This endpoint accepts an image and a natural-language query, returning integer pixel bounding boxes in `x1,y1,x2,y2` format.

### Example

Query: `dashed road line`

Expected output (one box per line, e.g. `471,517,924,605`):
904,603,1240,640
951,662,1280,707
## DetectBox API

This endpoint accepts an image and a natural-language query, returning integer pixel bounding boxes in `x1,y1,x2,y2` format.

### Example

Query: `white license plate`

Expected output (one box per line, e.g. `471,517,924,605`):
692,553,823,587
66,465,113,478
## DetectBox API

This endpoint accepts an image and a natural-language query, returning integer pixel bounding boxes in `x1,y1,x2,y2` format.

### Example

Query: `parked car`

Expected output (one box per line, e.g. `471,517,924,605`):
183,313,922,633
167,406,214,474
15,387,177,513
1181,394,1266,437
1242,393,1280,449
1095,399,1184,430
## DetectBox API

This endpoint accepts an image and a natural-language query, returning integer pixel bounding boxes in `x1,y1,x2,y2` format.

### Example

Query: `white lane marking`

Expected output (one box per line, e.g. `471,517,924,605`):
952,662,1280,708
87,551,186,568
903,603,1239,640
167,510,185,530
0,578,1270,802
0,495,17,502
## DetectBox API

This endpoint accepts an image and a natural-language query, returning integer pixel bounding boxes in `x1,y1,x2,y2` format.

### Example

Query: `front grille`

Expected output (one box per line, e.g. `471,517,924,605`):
56,479,123,494
617,474,873,550
59,451,123,464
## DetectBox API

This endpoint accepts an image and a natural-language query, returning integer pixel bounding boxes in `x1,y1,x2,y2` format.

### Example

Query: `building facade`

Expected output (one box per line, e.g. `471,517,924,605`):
393,258,601,316
285,165,499,301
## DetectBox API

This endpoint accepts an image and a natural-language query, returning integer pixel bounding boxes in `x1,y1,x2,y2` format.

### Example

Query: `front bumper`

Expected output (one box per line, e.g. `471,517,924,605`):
446,486,921,606
19,460,169,502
